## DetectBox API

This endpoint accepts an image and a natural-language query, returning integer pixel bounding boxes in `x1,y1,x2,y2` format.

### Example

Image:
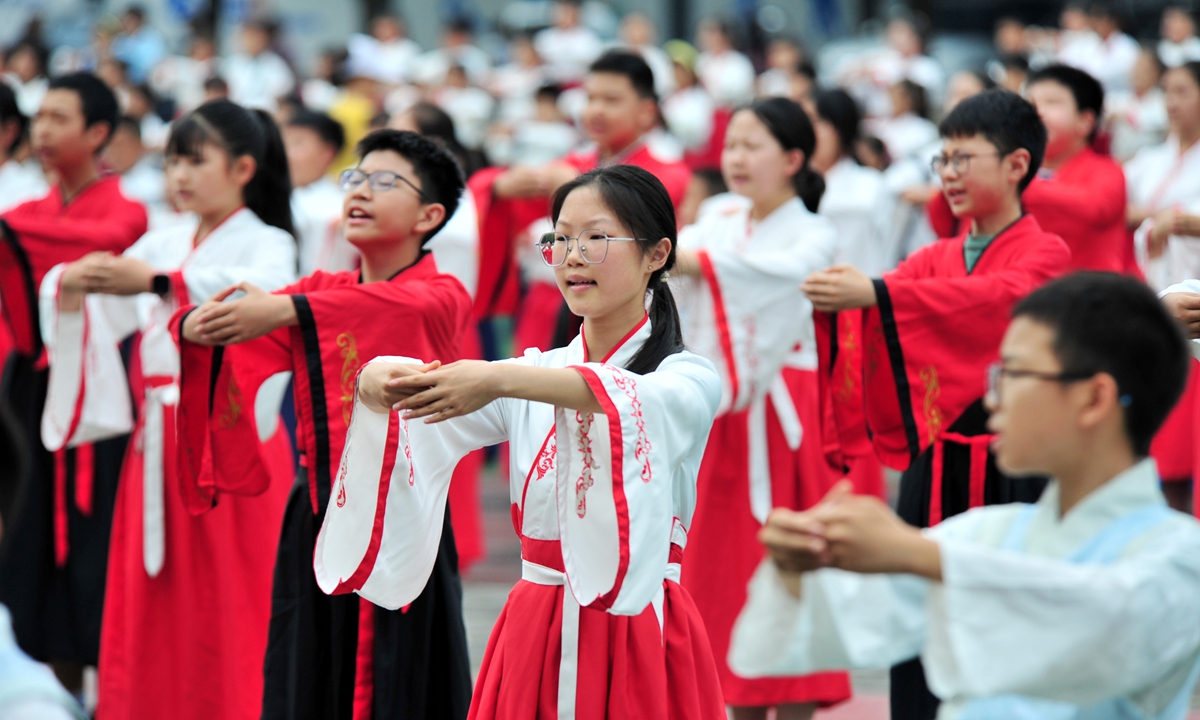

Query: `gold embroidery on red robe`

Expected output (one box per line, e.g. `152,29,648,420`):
337,332,360,426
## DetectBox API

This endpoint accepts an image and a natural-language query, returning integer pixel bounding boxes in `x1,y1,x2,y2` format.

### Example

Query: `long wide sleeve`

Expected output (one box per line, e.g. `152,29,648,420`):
313,355,510,609
560,352,720,614
729,560,929,677
925,527,1200,706
38,264,139,450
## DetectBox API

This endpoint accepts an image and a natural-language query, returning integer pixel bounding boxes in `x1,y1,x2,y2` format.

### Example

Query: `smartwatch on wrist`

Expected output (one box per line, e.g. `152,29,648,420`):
152,274,171,297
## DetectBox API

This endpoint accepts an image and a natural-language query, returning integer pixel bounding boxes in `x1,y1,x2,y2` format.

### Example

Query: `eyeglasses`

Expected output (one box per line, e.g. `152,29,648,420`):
931,152,1002,176
984,361,1095,407
538,230,642,266
339,169,431,202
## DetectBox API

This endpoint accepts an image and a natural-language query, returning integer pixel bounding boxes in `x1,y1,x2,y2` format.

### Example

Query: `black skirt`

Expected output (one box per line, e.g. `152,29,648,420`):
890,400,1049,720
262,475,472,720
0,353,125,664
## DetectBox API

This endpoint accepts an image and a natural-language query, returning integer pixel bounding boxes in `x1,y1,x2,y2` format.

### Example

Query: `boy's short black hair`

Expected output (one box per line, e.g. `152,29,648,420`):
204,76,229,94
1013,272,1189,457
47,72,120,150
535,83,563,102
356,129,464,241
287,109,346,154
939,88,1046,191
589,51,658,103
1027,64,1105,140
115,115,142,141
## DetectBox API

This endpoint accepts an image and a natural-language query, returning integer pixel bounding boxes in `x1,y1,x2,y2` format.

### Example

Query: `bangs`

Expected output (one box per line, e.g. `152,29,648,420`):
165,113,223,161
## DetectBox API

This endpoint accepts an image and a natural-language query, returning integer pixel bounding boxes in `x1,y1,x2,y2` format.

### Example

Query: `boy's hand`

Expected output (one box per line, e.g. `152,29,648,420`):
814,491,942,579
1164,292,1200,339
358,361,442,414
191,283,296,345
802,266,878,312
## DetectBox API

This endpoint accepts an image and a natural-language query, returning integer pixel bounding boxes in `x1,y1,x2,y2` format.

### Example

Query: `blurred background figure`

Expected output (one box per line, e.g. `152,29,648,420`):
0,83,45,213
662,39,714,154
1159,6,1200,68
221,19,295,111
3,41,49,116
535,0,603,84
1106,46,1168,162
1060,2,1138,93
834,14,944,119
102,115,165,214
696,18,755,107
283,109,356,274
617,13,674,99
111,5,165,85
756,37,806,98
149,32,216,116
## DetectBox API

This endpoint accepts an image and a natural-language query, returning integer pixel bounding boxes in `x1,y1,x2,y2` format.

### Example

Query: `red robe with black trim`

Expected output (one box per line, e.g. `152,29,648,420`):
0,176,147,665
472,144,691,354
927,149,1133,274
173,253,474,720
816,215,1071,527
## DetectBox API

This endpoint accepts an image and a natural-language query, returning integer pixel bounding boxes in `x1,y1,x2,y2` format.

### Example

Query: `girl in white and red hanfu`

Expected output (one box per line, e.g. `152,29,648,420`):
40,101,298,720
312,164,726,720
671,98,851,720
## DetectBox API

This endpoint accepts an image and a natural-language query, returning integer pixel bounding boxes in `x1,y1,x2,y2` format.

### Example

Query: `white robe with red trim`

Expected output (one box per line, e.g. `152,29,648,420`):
671,194,851,707
314,320,729,720
38,207,298,720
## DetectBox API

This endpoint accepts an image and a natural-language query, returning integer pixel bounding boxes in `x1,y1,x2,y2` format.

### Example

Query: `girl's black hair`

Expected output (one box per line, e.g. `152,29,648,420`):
1177,60,1200,94
550,165,684,375
738,97,825,212
813,88,862,161
0,83,27,156
165,99,296,237
405,101,485,177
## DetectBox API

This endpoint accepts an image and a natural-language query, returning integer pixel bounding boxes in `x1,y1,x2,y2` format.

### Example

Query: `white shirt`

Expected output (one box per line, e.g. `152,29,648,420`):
347,33,422,84
2,74,47,118
119,156,166,214
1064,32,1140,94
730,459,1200,720
292,178,356,276
433,86,496,150
1106,87,1169,163
534,26,603,83
220,52,295,112
696,50,756,107
0,160,47,214
869,112,940,162
426,189,480,300
662,85,715,151
149,55,215,114
1159,37,1200,68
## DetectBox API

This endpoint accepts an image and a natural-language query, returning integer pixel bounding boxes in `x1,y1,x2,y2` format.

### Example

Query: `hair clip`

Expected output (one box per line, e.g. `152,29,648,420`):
1119,394,1133,407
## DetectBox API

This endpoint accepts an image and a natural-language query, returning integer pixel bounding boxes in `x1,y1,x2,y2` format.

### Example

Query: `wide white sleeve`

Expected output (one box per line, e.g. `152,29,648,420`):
923,523,1200,705
729,560,929,677
181,229,298,300
1160,280,1200,359
557,352,721,614
38,264,137,450
313,355,510,609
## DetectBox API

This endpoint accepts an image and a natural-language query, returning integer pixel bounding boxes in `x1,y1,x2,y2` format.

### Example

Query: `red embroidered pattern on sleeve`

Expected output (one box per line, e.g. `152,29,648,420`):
535,433,557,481
607,368,652,482
401,416,415,486
574,411,594,517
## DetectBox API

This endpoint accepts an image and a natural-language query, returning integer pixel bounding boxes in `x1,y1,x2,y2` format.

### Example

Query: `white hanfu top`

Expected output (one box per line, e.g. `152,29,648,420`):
820,157,897,277
37,208,296,575
314,319,721,616
1125,136,1200,290
729,459,1200,720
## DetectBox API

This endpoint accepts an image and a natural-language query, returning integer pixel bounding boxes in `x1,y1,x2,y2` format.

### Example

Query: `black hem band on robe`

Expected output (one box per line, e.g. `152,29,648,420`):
0,354,125,664
262,475,472,720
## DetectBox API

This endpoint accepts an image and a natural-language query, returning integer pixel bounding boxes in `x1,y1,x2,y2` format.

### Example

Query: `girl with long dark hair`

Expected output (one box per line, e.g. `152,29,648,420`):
316,164,726,719
43,99,297,720
671,97,851,720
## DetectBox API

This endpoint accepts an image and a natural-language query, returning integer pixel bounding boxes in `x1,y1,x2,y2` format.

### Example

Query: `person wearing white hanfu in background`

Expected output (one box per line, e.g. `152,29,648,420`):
283,109,360,275
0,85,46,214
730,273,1200,720
313,165,727,720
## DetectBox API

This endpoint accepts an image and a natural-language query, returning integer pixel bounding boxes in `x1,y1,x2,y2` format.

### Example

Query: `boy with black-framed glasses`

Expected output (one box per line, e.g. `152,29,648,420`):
731,272,1200,720
800,88,1072,720
173,129,474,720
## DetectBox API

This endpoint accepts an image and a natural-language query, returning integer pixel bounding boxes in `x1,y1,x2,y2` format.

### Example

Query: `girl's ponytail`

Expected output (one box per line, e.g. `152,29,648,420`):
164,99,296,238
244,109,295,237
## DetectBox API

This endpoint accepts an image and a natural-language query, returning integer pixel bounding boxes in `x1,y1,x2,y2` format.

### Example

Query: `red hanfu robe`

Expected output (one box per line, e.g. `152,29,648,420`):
473,143,691,355
816,214,1071,528
0,176,147,664
928,149,1132,274
172,253,474,720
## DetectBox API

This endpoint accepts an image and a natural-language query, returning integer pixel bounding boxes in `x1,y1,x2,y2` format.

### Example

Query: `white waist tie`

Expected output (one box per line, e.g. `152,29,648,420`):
141,379,179,577
747,373,804,524
521,555,682,720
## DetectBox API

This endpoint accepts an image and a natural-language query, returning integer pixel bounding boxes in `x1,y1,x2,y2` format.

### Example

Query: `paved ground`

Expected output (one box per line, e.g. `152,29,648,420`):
461,460,1200,719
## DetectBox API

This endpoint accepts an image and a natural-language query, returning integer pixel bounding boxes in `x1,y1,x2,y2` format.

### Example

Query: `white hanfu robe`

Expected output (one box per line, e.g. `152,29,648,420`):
671,194,851,706
730,459,1200,720
820,157,897,277
37,207,297,720
1125,136,1200,290
313,320,727,719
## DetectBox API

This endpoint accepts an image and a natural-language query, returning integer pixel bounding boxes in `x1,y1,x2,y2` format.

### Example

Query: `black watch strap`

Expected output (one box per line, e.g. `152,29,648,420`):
152,274,171,297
